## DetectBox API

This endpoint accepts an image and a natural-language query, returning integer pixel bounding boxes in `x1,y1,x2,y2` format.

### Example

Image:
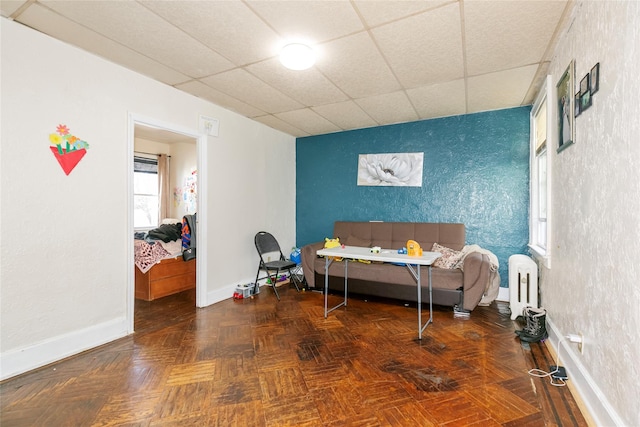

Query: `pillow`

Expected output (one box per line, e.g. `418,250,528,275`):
344,235,372,247
431,243,464,269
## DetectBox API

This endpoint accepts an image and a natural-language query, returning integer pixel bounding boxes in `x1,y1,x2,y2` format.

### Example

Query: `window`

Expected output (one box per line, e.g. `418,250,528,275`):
134,155,158,229
529,76,552,268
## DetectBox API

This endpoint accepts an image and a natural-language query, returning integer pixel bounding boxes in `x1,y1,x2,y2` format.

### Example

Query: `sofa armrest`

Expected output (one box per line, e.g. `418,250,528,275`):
461,252,491,311
301,241,325,288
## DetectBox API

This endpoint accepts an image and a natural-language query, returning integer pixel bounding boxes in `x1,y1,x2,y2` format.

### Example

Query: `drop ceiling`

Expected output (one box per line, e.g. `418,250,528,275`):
1,0,572,137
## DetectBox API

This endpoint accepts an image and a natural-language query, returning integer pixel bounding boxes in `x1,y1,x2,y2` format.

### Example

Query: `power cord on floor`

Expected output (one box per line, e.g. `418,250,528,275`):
527,335,567,387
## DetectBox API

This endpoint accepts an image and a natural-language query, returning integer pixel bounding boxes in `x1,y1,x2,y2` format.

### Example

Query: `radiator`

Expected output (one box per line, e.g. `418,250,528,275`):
508,254,538,320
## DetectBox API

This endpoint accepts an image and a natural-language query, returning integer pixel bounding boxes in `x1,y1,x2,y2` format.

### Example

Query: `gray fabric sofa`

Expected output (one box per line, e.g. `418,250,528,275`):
301,221,492,312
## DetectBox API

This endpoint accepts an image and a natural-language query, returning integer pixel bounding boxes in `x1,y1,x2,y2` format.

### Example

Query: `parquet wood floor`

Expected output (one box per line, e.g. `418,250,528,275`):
1,286,587,426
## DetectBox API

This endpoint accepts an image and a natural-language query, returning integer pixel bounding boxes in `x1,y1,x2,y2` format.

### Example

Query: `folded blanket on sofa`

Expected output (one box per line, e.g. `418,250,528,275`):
460,244,500,306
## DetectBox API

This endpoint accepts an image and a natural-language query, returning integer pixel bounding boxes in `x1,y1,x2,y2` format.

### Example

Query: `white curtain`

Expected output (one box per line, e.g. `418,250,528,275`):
157,154,170,223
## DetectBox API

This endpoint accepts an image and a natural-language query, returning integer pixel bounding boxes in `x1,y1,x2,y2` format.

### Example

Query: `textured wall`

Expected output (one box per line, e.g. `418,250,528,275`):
296,107,531,286
543,1,640,425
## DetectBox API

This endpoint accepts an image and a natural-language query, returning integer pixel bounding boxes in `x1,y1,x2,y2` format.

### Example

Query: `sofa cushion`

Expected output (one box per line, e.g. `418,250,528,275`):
333,221,466,251
431,243,464,269
344,235,372,247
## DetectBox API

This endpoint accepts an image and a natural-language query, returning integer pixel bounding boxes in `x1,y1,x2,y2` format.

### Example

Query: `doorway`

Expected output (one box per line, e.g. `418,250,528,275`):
127,114,208,333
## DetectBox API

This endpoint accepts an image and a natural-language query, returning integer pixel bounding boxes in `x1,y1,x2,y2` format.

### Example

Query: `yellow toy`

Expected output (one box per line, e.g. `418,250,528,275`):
324,237,340,249
407,240,423,257
324,237,342,261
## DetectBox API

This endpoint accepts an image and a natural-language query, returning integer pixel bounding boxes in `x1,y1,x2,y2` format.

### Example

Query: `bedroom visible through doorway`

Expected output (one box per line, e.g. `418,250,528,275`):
130,121,201,332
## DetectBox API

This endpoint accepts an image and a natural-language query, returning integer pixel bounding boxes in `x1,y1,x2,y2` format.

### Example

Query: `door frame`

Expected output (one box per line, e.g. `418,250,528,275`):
126,113,208,333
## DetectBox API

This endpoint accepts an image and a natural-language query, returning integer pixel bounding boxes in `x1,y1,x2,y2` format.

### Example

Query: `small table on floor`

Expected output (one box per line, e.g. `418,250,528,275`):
316,245,441,340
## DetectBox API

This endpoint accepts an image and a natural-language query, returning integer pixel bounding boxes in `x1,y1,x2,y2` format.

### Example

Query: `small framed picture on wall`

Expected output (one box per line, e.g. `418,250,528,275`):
580,89,592,112
579,74,590,97
579,74,592,113
590,63,600,94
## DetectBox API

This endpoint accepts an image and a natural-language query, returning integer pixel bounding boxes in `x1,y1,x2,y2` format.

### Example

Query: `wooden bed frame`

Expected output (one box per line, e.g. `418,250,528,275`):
135,256,196,301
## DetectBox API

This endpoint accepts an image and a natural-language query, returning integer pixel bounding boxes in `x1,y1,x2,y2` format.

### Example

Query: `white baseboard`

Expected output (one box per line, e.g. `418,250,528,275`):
1,282,256,381
0,317,129,381
497,286,509,302
205,282,239,306
204,278,274,307
545,317,625,427
205,280,266,306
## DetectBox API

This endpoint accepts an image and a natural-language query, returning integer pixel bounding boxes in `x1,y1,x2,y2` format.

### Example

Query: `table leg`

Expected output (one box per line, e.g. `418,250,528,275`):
344,258,348,307
418,265,434,339
417,264,421,337
324,257,330,317
324,257,347,317
407,264,433,339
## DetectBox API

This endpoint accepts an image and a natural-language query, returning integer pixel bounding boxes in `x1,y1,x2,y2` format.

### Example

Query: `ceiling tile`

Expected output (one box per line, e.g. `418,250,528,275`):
200,68,303,114
246,58,348,107
372,3,464,88
253,115,309,137
407,80,467,119
467,65,539,113
355,91,419,126
1,1,27,17
312,101,377,131
247,0,363,43
175,80,266,118
140,1,281,66
15,4,190,86
316,31,400,99
464,0,568,76
275,108,342,136
354,0,450,28
40,0,234,78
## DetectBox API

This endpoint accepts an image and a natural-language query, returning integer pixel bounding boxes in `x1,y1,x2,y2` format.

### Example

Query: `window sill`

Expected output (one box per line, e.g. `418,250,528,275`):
528,244,551,269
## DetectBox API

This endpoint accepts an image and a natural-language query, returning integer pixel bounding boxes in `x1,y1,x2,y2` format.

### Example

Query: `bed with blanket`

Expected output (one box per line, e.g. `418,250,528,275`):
134,219,196,301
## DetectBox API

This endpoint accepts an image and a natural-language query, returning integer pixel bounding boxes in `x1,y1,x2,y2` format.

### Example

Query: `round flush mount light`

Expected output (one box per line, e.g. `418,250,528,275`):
279,43,316,71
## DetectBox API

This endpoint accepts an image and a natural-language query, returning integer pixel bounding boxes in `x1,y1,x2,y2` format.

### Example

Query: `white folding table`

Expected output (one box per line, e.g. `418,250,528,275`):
316,245,441,339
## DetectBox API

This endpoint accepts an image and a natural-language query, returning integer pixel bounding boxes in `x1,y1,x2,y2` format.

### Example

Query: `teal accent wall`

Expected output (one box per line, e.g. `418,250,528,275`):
296,107,531,287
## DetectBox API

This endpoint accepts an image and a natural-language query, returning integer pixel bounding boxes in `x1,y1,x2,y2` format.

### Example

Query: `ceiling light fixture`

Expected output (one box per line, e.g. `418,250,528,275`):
279,43,316,71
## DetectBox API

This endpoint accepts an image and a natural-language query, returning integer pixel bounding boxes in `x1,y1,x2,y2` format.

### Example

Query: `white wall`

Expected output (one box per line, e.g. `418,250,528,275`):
543,2,640,425
0,18,296,379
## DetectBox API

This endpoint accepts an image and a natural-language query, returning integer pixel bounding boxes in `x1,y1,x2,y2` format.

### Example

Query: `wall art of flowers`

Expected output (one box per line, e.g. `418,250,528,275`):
48,124,90,175
357,152,423,187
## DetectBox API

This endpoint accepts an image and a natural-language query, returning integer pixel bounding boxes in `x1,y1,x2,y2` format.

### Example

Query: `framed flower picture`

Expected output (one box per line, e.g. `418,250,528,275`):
357,152,423,187
557,60,575,153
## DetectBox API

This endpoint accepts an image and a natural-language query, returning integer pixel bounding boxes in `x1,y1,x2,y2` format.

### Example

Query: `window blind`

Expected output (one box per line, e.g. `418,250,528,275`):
134,156,158,174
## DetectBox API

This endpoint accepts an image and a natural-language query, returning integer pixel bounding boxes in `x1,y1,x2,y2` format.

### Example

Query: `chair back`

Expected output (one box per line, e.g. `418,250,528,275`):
255,232,284,260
